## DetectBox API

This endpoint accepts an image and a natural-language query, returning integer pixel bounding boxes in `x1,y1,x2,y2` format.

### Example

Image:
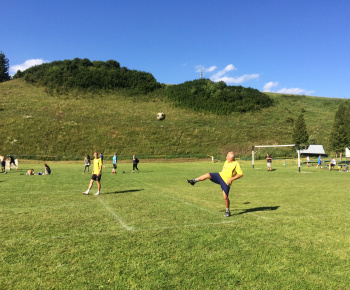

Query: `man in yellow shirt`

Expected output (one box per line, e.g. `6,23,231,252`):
187,151,243,217
82,152,103,195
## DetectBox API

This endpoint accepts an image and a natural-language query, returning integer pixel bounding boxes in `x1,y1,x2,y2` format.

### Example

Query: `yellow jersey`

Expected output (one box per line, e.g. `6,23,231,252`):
219,160,243,185
93,158,102,175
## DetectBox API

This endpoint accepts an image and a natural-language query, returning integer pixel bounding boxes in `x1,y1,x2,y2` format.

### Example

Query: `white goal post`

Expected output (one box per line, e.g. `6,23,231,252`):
252,144,301,172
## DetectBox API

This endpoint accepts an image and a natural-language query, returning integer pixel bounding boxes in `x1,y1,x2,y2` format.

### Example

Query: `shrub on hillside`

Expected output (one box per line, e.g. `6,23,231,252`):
165,79,273,114
14,58,161,94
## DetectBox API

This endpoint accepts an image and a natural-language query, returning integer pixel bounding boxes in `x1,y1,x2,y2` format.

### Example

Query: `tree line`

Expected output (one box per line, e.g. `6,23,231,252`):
292,103,350,156
164,78,274,114
13,58,162,94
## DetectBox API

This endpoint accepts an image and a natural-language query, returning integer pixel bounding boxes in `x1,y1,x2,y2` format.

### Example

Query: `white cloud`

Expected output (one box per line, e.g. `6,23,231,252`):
263,81,314,95
195,65,217,73
201,64,259,84
223,64,237,72
277,88,315,95
263,81,278,92
205,66,217,72
211,64,237,80
213,74,259,84
10,59,49,75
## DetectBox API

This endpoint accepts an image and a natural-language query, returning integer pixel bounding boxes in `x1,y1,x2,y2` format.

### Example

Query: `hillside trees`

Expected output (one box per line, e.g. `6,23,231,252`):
165,79,274,114
329,103,350,157
0,51,11,82
292,113,309,145
14,58,161,94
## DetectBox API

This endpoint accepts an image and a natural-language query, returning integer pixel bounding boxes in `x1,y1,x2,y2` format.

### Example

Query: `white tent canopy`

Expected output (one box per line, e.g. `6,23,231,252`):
299,145,325,155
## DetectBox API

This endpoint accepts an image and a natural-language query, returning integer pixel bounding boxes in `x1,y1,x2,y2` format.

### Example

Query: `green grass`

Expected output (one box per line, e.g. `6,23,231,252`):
1,160,349,288
0,79,348,158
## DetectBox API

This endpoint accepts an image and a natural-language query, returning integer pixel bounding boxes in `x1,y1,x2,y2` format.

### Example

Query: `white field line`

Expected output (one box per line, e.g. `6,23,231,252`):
4,220,240,243
97,197,134,231
4,213,348,243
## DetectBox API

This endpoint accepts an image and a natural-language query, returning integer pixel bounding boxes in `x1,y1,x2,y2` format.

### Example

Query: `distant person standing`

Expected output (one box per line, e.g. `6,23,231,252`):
0,155,6,173
8,155,18,170
82,152,103,195
131,155,140,173
112,153,118,174
83,154,90,174
316,155,322,169
100,153,104,164
266,154,272,171
306,156,311,167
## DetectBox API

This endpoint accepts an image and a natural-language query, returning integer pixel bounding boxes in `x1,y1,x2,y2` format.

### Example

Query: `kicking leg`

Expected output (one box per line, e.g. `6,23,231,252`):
187,173,211,185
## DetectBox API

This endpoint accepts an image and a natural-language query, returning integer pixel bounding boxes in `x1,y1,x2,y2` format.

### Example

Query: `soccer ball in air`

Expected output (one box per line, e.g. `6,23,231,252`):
157,112,166,120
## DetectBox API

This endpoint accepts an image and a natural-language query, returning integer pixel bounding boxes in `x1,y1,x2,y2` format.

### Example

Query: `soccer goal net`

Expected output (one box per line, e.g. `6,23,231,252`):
252,144,301,172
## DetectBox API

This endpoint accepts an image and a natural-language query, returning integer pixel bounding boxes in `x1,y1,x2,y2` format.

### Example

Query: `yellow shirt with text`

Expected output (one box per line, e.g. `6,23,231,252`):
219,160,243,186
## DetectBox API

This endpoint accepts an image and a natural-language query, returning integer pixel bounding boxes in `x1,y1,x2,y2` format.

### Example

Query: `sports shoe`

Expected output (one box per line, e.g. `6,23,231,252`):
94,192,100,195
224,210,231,217
186,179,196,186
82,191,89,195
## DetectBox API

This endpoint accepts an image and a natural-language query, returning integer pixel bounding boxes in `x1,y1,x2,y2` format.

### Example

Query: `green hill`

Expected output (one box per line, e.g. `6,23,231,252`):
0,78,347,160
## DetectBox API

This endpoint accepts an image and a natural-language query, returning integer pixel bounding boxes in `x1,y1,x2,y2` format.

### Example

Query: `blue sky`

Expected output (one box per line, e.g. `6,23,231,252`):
2,0,350,98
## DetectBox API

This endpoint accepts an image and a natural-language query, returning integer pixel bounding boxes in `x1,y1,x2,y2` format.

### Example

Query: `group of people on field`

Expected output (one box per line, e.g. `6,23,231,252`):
0,154,18,173
6,149,346,218
0,153,52,175
26,164,51,175
266,154,347,172
315,155,348,171
81,150,244,218
82,153,140,196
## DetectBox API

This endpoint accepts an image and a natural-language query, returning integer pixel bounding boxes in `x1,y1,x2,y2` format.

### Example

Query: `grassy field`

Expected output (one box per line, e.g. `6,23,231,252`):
0,79,348,158
1,159,349,288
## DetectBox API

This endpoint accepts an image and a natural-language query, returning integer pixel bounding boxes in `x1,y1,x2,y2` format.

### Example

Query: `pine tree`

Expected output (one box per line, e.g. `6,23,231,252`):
292,113,309,145
329,104,349,157
0,51,11,82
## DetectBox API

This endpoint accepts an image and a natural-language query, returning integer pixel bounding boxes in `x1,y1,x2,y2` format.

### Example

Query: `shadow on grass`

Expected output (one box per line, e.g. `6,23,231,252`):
233,206,280,215
105,189,144,195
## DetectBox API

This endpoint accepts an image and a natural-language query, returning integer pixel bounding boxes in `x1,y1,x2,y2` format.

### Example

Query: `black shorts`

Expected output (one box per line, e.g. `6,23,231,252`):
91,174,102,182
113,164,117,169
